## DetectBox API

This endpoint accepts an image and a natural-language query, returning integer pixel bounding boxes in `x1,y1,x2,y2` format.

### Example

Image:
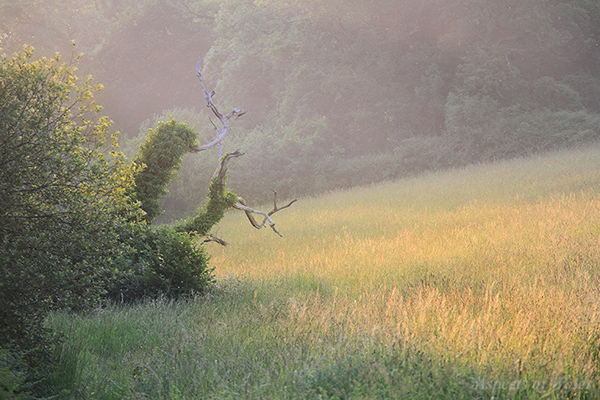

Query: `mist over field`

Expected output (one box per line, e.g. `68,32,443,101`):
2,0,600,214
2,0,600,398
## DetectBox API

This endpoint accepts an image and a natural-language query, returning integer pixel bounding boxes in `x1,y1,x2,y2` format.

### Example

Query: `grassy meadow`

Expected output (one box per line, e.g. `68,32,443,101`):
48,145,600,399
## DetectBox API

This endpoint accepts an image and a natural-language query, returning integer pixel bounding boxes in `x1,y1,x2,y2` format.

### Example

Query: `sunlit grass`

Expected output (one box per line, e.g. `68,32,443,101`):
49,145,600,398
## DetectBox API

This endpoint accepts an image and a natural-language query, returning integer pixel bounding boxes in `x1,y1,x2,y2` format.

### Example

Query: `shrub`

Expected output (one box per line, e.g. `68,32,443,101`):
0,46,137,368
0,46,218,397
107,224,214,303
0,350,29,400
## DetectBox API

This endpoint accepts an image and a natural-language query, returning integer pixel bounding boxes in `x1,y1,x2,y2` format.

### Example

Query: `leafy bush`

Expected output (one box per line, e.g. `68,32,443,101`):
108,224,214,302
0,46,137,367
0,350,29,400
0,47,220,397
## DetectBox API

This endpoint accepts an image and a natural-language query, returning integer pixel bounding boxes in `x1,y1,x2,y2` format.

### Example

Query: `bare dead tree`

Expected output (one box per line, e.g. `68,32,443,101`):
190,59,246,160
192,58,297,238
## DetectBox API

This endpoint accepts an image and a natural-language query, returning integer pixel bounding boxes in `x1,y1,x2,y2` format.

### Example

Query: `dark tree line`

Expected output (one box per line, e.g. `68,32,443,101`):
159,0,600,218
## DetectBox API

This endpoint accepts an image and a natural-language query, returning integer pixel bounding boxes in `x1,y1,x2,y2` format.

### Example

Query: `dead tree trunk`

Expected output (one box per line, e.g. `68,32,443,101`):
190,58,297,238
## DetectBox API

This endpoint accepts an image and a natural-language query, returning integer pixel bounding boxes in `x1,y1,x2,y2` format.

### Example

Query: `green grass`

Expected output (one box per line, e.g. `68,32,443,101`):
48,145,600,399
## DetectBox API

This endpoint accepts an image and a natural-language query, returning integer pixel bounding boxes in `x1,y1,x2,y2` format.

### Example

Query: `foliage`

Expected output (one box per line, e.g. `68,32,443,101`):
0,47,221,397
133,118,199,222
130,111,239,233
0,350,29,400
176,175,238,236
107,224,214,302
0,46,137,367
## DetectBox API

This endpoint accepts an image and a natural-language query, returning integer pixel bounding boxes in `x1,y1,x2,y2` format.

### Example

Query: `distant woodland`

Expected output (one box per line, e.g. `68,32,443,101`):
2,0,599,217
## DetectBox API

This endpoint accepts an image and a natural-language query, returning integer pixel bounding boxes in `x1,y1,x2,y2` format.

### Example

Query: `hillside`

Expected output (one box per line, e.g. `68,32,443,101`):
49,145,600,398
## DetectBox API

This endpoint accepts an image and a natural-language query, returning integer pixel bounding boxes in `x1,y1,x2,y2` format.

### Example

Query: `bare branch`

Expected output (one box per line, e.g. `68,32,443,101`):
269,190,298,216
233,200,283,237
203,234,228,246
189,58,297,238
215,149,244,184
190,58,247,153
234,192,298,237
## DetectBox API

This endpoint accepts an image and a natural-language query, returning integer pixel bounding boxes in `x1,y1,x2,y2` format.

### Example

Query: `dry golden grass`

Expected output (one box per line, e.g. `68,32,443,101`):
209,145,600,386
50,146,600,399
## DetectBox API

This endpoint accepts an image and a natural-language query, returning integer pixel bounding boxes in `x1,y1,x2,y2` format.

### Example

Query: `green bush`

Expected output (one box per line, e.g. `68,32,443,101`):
0,46,137,368
107,224,214,302
0,350,29,400
0,47,221,397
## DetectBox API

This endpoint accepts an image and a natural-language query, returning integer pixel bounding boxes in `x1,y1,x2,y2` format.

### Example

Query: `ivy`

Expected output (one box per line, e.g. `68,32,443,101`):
175,176,239,236
133,118,198,222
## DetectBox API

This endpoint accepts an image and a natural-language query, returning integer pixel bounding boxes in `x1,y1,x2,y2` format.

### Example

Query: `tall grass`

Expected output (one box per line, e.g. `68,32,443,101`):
49,145,600,399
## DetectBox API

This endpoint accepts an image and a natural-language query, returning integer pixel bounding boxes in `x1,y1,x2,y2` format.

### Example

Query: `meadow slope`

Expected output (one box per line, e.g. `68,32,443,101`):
50,145,600,399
